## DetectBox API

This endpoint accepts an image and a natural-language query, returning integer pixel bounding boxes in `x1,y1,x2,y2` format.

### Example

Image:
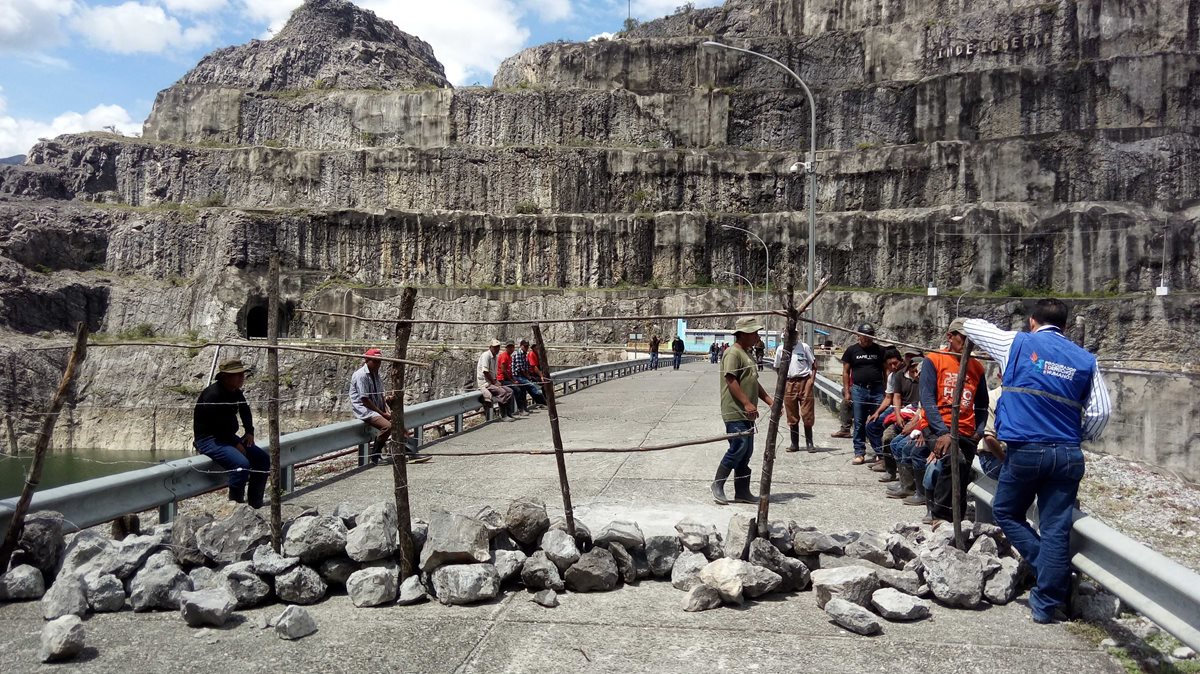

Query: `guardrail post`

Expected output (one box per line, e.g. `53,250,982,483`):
158,500,176,525
281,466,295,494
413,426,424,448
357,442,370,467
454,413,464,434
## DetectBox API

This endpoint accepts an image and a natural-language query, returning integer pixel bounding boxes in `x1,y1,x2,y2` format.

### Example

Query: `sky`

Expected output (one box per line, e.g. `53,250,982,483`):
0,0,723,157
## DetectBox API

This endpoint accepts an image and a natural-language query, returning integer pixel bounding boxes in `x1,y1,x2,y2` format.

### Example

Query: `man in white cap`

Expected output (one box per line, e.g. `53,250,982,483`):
477,339,516,421
193,358,270,507
713,317,774,504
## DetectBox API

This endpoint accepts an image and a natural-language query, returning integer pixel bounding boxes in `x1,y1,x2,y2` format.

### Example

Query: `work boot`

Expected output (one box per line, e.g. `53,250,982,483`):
228,483,246,504
878,472,898,483
805,426,816,452
711,465,732,505
903,491,927,506
888,464,916,499
787,425,800,453
732,470,756,503
830,429,851,439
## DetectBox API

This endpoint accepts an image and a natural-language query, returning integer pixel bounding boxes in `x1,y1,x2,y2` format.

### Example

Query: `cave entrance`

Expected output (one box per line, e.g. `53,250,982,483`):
246,306,269,339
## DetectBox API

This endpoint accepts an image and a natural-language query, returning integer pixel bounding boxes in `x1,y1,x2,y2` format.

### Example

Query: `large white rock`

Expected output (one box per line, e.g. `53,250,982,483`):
282,515,349,564
345,502,399,562
39,615,85,662
41,574,88,619
920,546,984,609
871,588,931,621
811,566,880,609
824,597,882,636
275,565,327,605
539,529,580,572
275,605,317,640
346,567,398,607
419,510,490,573
699,558,758,605
431,564,500,605
179,588,237,627
0,564,45,601
196,505,270,564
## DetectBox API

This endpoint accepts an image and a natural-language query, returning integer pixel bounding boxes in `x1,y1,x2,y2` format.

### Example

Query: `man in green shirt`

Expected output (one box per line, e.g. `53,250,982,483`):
713,317,775,504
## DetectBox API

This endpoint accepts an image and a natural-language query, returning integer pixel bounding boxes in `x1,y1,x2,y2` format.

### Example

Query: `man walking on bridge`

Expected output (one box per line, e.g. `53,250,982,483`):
671,335,685,369
963,300,1111,624
712,317,774,505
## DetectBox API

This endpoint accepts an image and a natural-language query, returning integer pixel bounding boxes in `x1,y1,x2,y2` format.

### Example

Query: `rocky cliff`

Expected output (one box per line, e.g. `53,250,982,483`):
0,0,1196,472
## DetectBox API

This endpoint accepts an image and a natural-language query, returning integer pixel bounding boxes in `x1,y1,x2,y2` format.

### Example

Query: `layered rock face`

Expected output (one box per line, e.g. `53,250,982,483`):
0,0,1196,459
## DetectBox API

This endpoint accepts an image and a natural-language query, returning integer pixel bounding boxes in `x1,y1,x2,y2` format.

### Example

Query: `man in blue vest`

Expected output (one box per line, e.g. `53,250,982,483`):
962,299,1111,624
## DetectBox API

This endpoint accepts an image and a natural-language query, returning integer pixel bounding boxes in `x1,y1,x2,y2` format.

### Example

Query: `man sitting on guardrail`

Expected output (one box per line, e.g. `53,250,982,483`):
349,348,431,464
477,339,517,422
498,341,530,417
962,299,1111,624
514,340,546,409
193,358,270,508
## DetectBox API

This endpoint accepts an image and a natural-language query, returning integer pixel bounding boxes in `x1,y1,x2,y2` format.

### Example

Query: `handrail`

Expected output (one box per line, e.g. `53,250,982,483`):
0,355,654,537
810,371,1199,650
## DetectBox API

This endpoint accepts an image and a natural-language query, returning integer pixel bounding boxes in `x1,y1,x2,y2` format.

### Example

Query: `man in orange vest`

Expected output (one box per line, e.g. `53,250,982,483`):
919,318,989,524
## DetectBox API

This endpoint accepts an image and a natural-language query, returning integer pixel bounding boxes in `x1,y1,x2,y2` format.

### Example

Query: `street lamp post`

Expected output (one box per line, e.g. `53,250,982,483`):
719,270,756,312
720,224,769,309
704,40,818,347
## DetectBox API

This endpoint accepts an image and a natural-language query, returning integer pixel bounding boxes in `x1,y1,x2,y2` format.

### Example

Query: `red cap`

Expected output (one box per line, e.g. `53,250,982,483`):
364,348,383,357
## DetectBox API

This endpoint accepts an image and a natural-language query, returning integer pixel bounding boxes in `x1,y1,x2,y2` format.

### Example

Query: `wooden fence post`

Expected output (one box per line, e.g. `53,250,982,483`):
390,288,418,580
267,252,283,552
531,323,577,539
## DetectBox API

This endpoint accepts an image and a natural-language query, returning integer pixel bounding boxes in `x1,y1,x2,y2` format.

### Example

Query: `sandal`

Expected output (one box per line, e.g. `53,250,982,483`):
851,456,866,465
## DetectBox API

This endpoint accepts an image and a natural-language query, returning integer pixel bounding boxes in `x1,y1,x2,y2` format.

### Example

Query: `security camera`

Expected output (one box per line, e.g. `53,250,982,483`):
788,161,809,173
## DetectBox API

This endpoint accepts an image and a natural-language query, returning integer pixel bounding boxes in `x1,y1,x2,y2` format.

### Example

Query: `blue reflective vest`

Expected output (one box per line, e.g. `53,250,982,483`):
995,329,1096,444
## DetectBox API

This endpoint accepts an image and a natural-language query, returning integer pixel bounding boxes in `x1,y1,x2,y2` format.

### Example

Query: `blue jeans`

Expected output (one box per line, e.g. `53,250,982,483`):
514,374,545,405
195,435,270,506
866,405,892,453
721,420,755,472
851,384,884,457
672,353,683,369
650,352,659,369
890,434,916,464
710,352,718,364
978,451,1003,480
992,442,1085,620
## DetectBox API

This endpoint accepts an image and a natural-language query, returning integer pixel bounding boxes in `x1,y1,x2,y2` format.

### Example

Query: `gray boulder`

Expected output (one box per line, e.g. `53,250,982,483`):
431,564,501,605
490,549,527,584
332,502,360,528
608,542,637,585
699,558,757,605
110,534,162,579
84,573,125,613
549,516,593,551
187,567,222,592
130,561,191,612
877,568,925,596
57,530,118,580
765,520,795,555
744,565,783,598
724,513,755,560
317,556,359,587
520,551,564,592
632,547,653,579
564,547,620,592
282,515,348,564
811,566,880,609
793,530,844,556
644,535,682,578
346,567,398,607
682,584,722,612
702,533,726,561
221,561,272,608
531,589,559,608
504,497,550,547
275,605,317,640
969,534,999,558
885,533,919,566
747,538,810,592
180,588,237,627
844,532,893,568
674,518,713,552
671,550,709,591
142,549,179,572
459,505,506,539
1073,587,1120,623
196,505,270,564
871,588,932,621
540,529,580,571
171,512,213,567
824,597,882,635
346,502,399,562
42,574,88,619
920,546,984,609
419,510,490,573
0,564,45,601
596,521,645,550
19,511,66,580
252,544,300,576
983,557,1022,605
39,614,85,662
275,565,327,605
396,575,428,605
411,519,428,554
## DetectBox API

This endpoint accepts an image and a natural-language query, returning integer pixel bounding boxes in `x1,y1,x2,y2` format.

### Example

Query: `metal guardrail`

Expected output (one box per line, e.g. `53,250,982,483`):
811,371,1199,650
0,356,655,537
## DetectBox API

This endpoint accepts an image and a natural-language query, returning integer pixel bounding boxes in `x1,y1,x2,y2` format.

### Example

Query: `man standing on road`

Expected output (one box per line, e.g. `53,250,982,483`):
963,300,1110,624
649,335,661,370
712,318,774,505
671,334,685,369
477,339,516,422
349,348,431,464
193,359,270,508
774,337,818,453
841,324,887,465
709,341,720,364
920,318,988,525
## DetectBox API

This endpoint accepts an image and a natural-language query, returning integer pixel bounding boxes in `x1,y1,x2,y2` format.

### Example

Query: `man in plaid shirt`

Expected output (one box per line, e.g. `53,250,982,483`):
514,339,546,408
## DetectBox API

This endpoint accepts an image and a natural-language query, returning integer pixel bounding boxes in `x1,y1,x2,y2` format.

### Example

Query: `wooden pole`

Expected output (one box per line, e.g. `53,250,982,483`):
531,323,576,539
755,277,830,538
948,339,975,551
266,253,283,552
390,288,418,580
0,322,88,571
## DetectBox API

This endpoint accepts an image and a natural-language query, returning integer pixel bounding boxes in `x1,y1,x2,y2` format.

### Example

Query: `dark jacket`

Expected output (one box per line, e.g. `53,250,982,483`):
671,338,685,353
193,381,254,446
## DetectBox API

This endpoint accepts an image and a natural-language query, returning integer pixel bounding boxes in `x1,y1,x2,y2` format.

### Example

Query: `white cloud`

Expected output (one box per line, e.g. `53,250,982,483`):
72,1,216,54
0,88,140,157
0,0,76,51
238,0,298,35
522,0,570,22
588,31,613,41
159,0,228,13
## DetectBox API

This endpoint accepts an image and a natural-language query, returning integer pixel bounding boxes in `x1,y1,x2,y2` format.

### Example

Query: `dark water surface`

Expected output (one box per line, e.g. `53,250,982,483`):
0,449,192,500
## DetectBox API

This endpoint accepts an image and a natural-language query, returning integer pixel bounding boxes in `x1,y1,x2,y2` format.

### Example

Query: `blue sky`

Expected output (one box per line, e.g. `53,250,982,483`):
0,0,721,156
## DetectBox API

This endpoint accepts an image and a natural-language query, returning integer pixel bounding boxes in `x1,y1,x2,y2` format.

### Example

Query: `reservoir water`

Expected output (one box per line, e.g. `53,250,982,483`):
0,449,193,500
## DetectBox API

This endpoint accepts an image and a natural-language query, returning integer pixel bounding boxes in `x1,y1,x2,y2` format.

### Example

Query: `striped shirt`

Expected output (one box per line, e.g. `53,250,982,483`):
961,319,1111,441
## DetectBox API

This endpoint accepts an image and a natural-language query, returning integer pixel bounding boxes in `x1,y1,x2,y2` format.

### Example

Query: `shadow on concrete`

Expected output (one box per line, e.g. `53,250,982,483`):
768,491,816,503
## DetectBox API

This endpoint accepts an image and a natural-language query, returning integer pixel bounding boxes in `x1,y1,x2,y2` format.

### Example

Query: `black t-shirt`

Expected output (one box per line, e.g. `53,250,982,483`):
842,343,886,386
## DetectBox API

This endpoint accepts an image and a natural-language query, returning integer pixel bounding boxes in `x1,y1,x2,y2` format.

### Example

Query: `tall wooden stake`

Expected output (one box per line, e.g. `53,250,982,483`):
266,252,283,552
0,323,88,571
531,323,576,539
948,339,975,551
756,277,830,538
390,288,418,580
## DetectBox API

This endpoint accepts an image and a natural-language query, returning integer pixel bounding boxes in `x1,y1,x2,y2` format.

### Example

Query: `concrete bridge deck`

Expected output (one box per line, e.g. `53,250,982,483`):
0,361,1120,673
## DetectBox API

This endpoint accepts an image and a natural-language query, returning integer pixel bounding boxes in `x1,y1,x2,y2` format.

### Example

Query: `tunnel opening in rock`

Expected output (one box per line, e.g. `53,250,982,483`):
246,306,269,339
240,299,294,339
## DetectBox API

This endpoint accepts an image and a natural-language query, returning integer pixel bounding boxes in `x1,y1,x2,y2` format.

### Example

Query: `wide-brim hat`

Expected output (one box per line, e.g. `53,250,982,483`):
947,317,968,335
733,317,764,334
489,339,502,347
217,358,249,376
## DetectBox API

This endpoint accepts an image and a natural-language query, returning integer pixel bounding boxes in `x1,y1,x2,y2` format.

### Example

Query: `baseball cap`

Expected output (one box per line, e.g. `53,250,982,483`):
733,316,764,334
948,318,968,335
857,323,876,336
363,348,383,358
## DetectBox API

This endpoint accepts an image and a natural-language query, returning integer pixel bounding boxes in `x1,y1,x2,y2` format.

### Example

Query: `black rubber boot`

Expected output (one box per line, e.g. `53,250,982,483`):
787,425,800,452
888,464,915,499
805,426,816,452
733,469,756,503
711,465,732,505
228,483,246,504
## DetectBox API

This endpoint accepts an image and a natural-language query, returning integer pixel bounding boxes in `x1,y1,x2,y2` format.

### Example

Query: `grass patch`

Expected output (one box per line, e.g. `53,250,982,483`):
117,323,156,340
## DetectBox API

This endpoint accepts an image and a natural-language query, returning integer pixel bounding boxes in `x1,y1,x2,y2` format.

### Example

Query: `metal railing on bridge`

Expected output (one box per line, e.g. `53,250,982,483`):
0,357,661,538
810,371,1200,651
